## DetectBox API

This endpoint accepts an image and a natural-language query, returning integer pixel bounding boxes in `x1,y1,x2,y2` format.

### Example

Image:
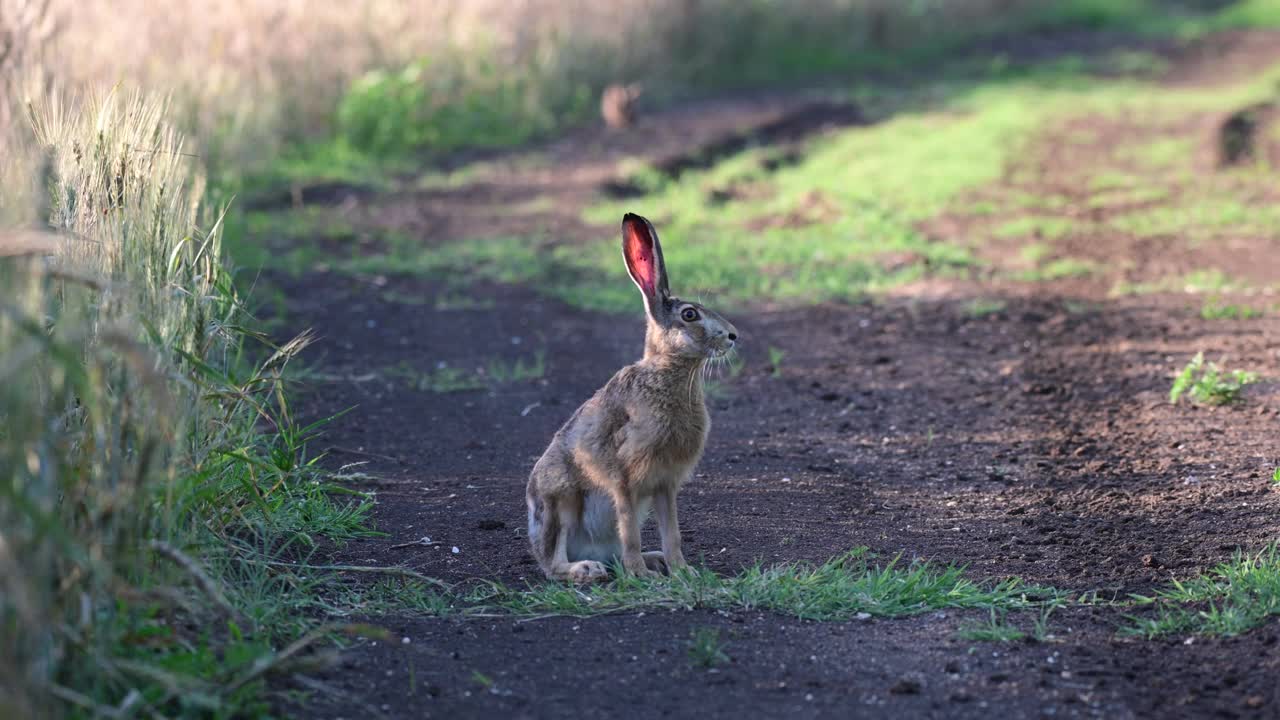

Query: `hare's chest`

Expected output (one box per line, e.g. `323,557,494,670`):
624,405,708,477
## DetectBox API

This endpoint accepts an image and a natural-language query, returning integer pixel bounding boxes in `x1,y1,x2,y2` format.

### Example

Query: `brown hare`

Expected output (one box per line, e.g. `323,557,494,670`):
526,213,738,582
601,83,642,129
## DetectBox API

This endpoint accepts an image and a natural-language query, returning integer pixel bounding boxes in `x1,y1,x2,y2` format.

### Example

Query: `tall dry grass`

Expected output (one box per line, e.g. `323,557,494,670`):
30,0,1106,167
0,2,356,714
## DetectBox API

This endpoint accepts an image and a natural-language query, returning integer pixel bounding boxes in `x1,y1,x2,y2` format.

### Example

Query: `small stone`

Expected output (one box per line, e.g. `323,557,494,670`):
889,678,922,695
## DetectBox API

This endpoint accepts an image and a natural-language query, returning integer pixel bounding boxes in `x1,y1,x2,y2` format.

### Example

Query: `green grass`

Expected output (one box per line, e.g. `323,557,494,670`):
1112,268,1248,297
1016,257,1099,282
767,347,787,378
958,605,1059,643
335,53,590,159
688,627,731,669
384,351,547,393
580,84,1052,306
1123,544,1280,638
228,37,1280,315
964,298,1008,318
1169,352,1258,406
1122,136,1196,171
486,351,548,384
459,549,1063,621
1200,297,1263,320
957,610,1028,642
1213,0,1280,30
1109,196,1280,242
994,215,1079,241
2,90,378,718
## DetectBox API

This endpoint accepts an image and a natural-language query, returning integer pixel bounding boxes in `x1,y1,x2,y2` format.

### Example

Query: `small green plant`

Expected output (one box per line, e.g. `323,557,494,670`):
1169,352,1258,405
958,610,1027,642
964,298,1007,318
388,362,487,393
1271,467,1280,486
688,627,730,669
1030,604,1058,642
486,350,547,383
434,292,497,311
1122,544,1280,638
336,53,589,158
1016,257,1097,282
768,346,786,378
387,352,547,393
1200,298,1261,320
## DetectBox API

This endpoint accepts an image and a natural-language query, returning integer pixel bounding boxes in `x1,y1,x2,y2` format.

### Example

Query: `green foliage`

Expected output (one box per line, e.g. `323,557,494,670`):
767,347,786,377
965,298,1008,318
1200,298,1262,320
994,216,1079,240
336,56,588,158
1212,0,1280,30
1016,257,1098,282
1109,198,1280,242
1169,352,1258,406
1112,269,1246,297
1,90,374,717
958,610,1027,642
688,628,730,669
1123,544,1280,638
958,605,1059,643
486,350,548,384
384,351,547,393
463,549,1063,621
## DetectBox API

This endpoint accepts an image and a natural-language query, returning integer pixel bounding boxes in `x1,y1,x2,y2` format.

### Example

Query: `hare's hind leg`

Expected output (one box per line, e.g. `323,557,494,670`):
529,490,608,583
552,495,609,583
643,551,668,574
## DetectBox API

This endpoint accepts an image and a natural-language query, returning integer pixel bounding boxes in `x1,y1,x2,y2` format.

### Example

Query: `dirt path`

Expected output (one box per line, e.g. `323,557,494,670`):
261,32,1280,720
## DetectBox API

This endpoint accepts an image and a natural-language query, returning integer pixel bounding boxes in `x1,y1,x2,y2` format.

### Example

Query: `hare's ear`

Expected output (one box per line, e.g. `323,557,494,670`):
621,213,670,314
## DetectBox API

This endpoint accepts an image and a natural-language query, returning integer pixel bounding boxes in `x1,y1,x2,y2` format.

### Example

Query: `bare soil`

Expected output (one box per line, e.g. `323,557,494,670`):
263,30,1280,720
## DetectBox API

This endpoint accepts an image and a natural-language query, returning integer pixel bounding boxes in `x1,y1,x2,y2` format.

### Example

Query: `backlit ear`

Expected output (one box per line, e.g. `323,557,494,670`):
621,213,669,304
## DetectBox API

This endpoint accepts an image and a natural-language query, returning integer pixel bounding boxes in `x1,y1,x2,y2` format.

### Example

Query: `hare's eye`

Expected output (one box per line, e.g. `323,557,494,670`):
680,307,699,322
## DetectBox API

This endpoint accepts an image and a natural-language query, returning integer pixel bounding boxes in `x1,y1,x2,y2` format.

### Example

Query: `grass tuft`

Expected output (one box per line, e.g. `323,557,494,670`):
1200,298,1262,321
957,610,1028,642
460,549,1063,622
688,627,731,669
1168,352,1258,406
1123,544,1280,639
1,89,376,717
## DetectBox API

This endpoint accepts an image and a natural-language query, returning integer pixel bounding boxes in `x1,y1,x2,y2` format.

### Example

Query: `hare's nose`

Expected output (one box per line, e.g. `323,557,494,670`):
727,332,737,341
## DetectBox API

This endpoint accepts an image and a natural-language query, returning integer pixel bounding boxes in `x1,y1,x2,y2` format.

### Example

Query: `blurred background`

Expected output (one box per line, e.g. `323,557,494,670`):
4,0,1271,182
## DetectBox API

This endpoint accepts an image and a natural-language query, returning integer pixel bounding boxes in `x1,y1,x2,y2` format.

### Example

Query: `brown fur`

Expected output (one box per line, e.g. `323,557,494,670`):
601,83,642,129
526,214,737,582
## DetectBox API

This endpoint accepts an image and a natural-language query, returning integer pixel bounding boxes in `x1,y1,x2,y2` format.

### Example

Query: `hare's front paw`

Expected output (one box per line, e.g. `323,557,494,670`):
664,551,688,572
567,560,609,584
